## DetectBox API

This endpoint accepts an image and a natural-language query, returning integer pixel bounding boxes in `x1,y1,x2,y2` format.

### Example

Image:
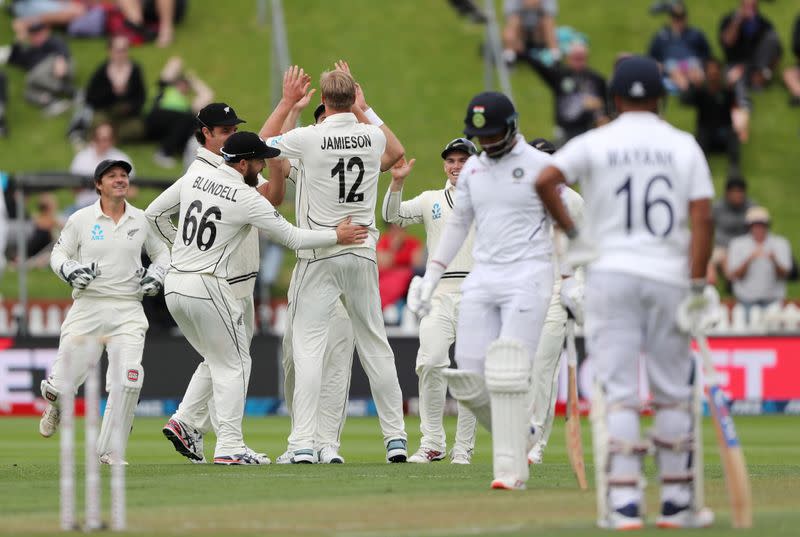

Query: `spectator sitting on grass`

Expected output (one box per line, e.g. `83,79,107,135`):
783,13,800,106
502,0,559,66
115,0,188,48
719,0,782,90
726,206,792,314
708,174,754,286
10,0,87,33
647,1,710,94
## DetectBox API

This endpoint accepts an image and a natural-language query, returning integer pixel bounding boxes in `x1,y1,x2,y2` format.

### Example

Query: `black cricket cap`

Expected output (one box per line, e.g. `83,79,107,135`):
221,131,280,161
463,91,517,137
94,159,132,180
529,137,556,154
313,104,326,123
610,55,665,100
197,102,246,128
441,137,477,159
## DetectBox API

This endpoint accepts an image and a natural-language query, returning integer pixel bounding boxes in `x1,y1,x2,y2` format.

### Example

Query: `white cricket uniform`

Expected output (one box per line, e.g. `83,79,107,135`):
48,200,170,453
552,111,714,509
266,113,406,452
152,147,264,436
282,158,356,451
145,163,339,457
382,180,477,455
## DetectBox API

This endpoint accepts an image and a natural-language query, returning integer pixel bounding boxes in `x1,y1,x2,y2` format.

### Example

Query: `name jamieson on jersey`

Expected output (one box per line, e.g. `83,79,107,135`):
321,135,372,150
192,176,238,202
607,148,673,167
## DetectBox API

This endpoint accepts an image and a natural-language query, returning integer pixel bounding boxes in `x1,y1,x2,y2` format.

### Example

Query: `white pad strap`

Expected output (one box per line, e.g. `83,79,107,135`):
443,369,491,432
97,365,143,459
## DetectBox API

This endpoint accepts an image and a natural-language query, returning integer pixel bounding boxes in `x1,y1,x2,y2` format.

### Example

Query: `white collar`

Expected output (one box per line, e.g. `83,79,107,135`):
197,146,223,166
93,199,133,222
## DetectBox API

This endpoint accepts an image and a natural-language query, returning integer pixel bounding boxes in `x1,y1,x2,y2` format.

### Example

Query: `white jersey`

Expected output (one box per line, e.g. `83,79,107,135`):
552,111,714,286
266,112,387,260
144,163,337,279
50,200,170,301
432,135,553,268
553,185,585,278
382,180,474,293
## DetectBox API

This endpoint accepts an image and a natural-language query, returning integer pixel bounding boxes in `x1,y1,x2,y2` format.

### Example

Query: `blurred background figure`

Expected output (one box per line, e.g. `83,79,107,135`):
708,175,754,286
719,0,782,90
502,0,559,66
377,223,423,312
647,1,710,94
447,0,487,24
8,21,75,116
783,12,800,106
10,0,88,33
14,193,62,268
727,206,793,314
115,0,187,47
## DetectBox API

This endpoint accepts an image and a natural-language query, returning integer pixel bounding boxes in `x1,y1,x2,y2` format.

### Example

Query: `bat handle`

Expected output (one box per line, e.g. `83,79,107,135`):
565,318,578,368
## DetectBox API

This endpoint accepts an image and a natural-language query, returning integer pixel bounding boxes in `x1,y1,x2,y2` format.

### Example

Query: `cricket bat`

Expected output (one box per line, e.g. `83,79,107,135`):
694,332,753,528
564,320,588,491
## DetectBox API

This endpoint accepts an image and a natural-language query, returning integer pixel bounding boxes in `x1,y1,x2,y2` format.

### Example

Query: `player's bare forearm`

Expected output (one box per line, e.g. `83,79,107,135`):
380,125,405,172
260,166,286,206
688,198,713,280
280,106,302,134
535,166,575,233
259,98,294,140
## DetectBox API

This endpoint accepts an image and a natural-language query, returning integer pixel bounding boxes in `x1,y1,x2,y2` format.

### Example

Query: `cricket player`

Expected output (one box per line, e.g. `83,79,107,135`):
156,102,285,464
41,159,170,465
410,91,555,490
261,64,409,463
145,131,368,464
382,138,479,464
535,56,717,529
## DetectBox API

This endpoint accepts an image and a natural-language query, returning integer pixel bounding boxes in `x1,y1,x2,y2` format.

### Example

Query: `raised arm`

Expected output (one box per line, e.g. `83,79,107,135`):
259,65,312,141
381,158,424,226
144,178,183,246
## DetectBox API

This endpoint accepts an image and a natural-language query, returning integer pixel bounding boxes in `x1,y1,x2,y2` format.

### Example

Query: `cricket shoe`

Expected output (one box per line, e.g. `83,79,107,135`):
213,447,271,465
99,452,129,466
162,418,204,462
598,503,645,531
490,477,526,490
275,448,316,464
39,404,60,437
408,447,445,464
386,438,408,463
317,446,345,464
527,443,544,465
656,501,714,529
450,449,472,465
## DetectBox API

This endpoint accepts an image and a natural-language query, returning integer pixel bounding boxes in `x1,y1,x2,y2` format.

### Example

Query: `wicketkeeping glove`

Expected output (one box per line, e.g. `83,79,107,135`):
139,264,168,296
560,276,584,325
59,260,98,290
406,275,436,319
676,279,722,334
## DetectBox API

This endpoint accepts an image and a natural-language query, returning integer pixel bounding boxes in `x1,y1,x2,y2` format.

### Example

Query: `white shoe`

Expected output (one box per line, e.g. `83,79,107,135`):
162,418,204,462
450,450,472,465
656,502,714,528
527,443,543,465
213,447,271,465
317,446,344,464
39,404,60,438
386,438,408,463
275,448,316,464
490,477,526,490
598,503,644,530
99,452,129,466
408,447,445,464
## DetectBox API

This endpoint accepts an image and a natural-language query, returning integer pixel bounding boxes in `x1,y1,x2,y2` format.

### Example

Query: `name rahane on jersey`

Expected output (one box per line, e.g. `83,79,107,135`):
607,148,673,167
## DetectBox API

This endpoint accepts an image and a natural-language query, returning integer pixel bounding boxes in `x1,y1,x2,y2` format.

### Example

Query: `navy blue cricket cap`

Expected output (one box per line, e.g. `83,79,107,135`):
94,159,132,180
463,91,517,137
610,55,665,100
197,102,246,128
441,137,477,159
221,131,280,161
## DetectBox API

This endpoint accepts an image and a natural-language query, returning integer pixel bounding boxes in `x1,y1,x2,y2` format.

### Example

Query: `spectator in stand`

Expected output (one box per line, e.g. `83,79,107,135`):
502,0,559,66
527,40,608,144
70,121,134,177
708,175,754,285
85,34,146,143
8,21,75,116
146,57,213,168
719,0,782,89
16,193,62,268
679,57,747,174
727,206,792,312
115,0,188,48
783,13,800,106
377,223,423,310
10,0,87,33
647,1,711,93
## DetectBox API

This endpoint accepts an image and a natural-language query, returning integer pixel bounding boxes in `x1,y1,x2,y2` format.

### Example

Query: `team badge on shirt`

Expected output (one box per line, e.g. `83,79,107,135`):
432,202,442,220
512,168,524,180
471,106,486,128
91,224,104,241
127,228,139,239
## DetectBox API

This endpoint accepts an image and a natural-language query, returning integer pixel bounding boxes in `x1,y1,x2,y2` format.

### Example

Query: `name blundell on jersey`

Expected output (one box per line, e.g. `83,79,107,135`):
320,134,373,150
191,176,239,202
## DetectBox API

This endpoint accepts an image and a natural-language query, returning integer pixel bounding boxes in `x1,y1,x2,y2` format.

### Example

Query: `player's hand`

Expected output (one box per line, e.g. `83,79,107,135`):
390,158,415,182
335,216,369,245
407,275,435,318
139,264,168,296
282,65,312,104
60,260,98,290
676,280,721,334
560,276,584,325
292,88,317,112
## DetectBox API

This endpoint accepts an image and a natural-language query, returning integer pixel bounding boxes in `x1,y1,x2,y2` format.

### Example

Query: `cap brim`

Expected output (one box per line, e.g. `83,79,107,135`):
209,118,246,127
463,125,506,138
254,147,281,159
95,160,132,179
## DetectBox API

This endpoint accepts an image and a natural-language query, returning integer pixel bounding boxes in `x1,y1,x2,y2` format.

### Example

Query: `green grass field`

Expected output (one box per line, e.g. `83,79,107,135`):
1,415,799,536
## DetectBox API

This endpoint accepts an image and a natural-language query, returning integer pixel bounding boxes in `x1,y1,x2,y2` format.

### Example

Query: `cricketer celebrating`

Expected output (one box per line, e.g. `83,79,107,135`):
535,56,718,529
382,138,479,464
41,159,170,465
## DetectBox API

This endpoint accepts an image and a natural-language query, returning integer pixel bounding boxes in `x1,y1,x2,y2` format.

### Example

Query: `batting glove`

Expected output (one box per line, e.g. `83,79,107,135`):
59,260,98,290
560,276,584,325
676,279,722,334
139,264,168,296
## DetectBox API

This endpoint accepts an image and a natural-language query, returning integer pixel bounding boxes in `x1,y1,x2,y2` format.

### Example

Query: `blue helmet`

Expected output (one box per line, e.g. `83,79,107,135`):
610,55,665,100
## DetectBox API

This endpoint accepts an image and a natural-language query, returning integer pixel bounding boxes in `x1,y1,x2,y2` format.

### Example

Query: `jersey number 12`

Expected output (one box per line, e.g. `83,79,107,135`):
331,157,365,203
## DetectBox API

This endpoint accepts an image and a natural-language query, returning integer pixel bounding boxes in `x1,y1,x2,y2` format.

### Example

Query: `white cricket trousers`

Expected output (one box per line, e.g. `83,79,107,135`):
283,284,354,450
173,296,255,435
48,297,147,394
585,270,694,508
164,272,250,457
288,254,406,451
454,260,553,375
416,286,477,454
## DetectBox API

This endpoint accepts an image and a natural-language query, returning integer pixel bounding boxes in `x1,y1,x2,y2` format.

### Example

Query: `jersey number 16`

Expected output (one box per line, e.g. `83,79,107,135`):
615,174,674,237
